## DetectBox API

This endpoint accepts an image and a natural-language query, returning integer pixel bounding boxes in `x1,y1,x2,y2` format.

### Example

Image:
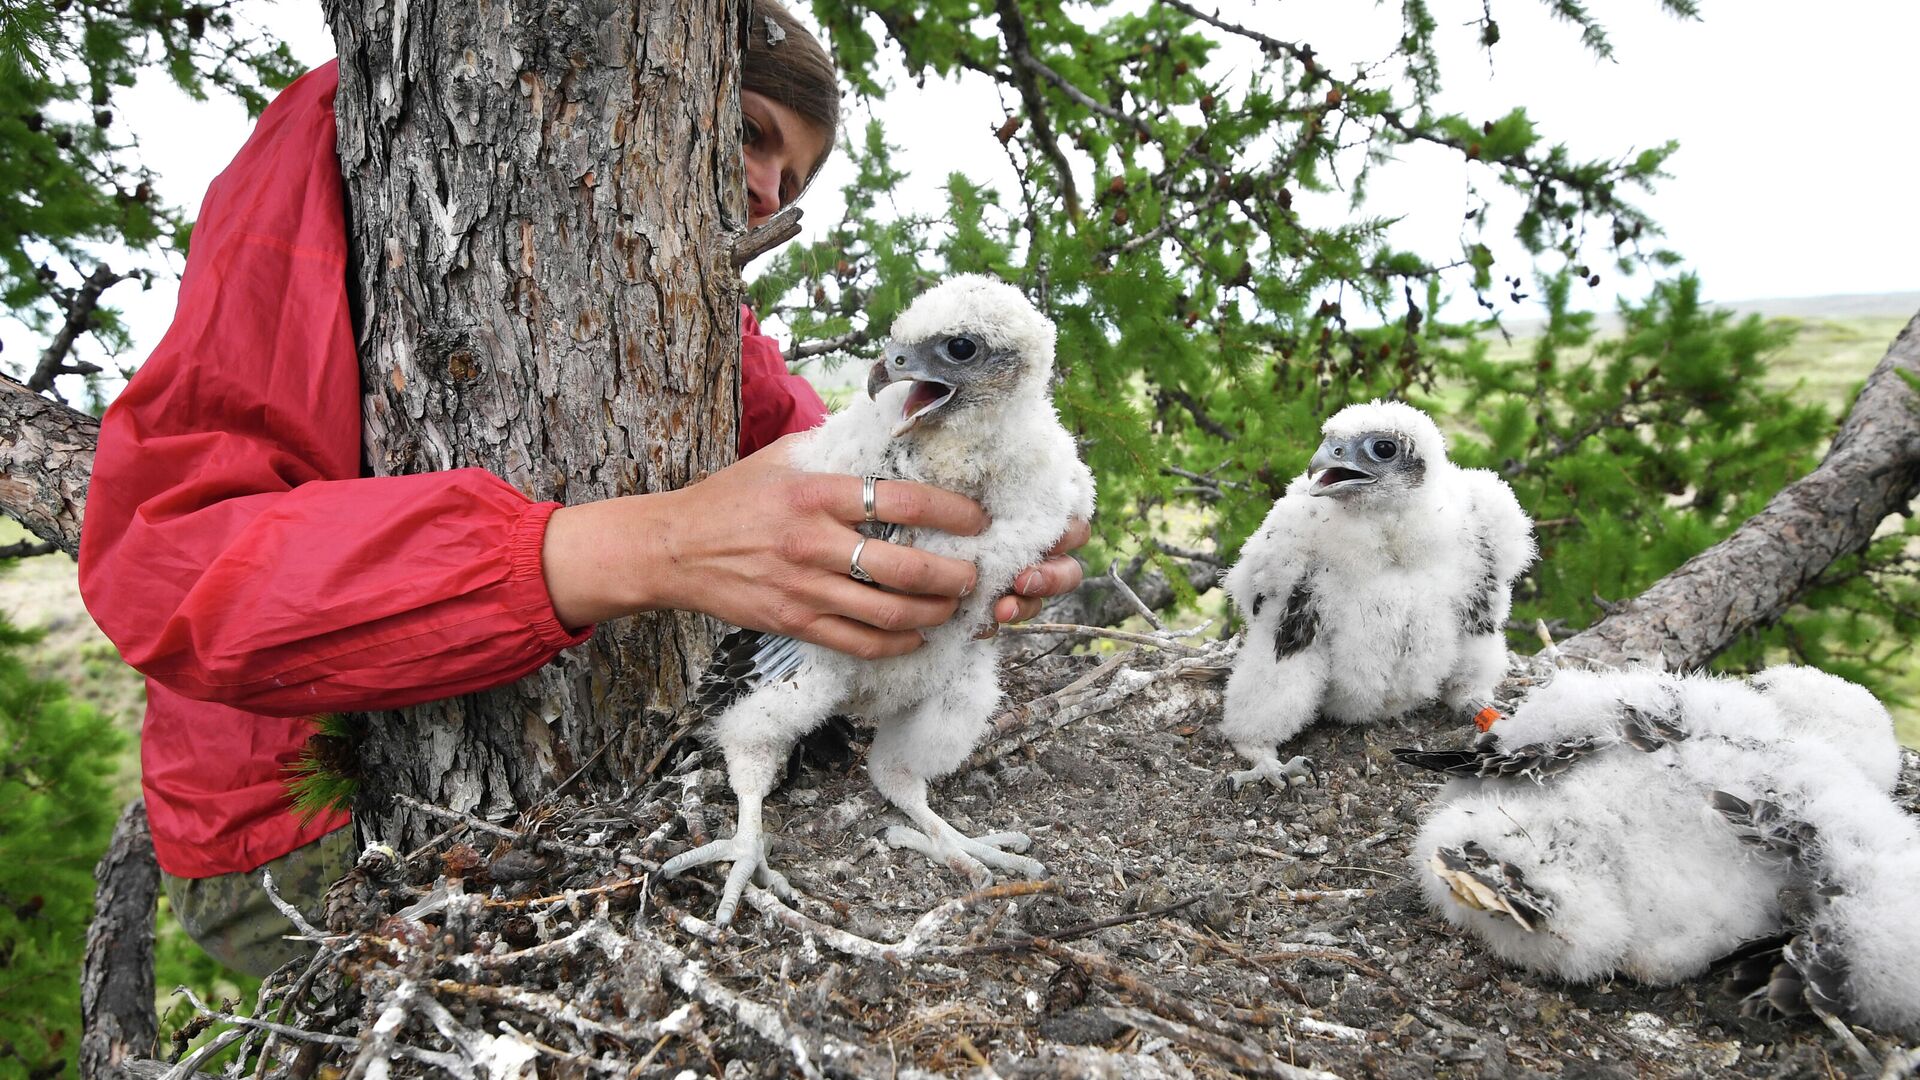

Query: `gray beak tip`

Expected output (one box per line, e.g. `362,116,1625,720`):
866,360,889,400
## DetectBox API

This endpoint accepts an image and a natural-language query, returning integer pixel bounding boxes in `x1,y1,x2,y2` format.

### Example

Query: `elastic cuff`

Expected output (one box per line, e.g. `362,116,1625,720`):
511,501,596,647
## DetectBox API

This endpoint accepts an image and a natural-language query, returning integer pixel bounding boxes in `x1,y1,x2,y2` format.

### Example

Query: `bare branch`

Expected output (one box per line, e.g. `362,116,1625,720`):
32,263,129,400
731,205,804,269
1561,310,1920,669
0,373,98,556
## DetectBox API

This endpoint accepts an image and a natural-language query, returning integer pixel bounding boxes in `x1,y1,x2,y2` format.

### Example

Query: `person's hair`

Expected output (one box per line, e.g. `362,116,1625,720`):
742,0,840,183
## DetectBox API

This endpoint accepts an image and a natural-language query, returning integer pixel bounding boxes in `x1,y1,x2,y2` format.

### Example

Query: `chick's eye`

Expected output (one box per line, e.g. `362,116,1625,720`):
1371,439,1398,461
945,336,977,361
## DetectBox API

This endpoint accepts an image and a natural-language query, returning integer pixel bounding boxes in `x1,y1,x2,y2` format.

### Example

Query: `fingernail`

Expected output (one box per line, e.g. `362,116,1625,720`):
960,579,975,598
1015,571,1039,595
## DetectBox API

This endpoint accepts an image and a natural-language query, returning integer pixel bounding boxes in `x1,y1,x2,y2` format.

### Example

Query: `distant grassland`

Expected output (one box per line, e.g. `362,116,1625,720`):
0,306,1914,762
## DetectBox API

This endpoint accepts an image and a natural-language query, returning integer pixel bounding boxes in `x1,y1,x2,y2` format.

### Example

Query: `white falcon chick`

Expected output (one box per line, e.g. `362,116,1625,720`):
1219,400,1534,790
1399,666,1920,1037
663,275,1095,925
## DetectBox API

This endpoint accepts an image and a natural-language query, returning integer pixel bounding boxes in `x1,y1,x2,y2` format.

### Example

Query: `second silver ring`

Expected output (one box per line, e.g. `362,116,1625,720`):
862,474,883,522
849,537,876,584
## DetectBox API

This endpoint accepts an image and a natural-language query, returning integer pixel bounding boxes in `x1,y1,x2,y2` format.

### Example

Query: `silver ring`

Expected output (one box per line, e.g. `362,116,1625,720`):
849,537,876,584
862,474,882,522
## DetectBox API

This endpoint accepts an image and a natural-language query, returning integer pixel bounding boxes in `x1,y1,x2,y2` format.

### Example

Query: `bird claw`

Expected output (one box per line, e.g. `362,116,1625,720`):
1228,754,1319,795
660,833,794,927
882,825,1044,887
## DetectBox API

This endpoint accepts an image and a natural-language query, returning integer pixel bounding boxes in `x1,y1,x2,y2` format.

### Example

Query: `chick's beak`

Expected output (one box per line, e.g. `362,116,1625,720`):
1308,438,1379,496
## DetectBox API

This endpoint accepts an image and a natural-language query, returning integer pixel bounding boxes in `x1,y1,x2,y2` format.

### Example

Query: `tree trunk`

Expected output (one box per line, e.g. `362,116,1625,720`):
1561,310,1920,670
0,373,97,558
80,800,158,1080
326,0,747,851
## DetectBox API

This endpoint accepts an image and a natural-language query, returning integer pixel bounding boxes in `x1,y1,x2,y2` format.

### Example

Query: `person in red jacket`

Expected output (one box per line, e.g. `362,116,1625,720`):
79,3,1087,975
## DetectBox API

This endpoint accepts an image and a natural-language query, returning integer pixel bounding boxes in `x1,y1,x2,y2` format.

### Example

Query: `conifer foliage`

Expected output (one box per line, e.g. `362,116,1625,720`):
0,0,301,405
0,608,121,1079
753,0,1916,695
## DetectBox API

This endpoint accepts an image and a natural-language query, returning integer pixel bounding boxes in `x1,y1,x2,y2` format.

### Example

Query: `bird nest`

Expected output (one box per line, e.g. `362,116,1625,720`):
160,638,1920,1079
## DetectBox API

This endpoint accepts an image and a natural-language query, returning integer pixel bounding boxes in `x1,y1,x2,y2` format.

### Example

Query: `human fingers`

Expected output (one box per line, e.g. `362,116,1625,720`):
789,613,927,661
1044,517,1093,559
839,535,978,599
992,594,1046,626
806,571,961,633
821,474,988,537
1006,552,1085,604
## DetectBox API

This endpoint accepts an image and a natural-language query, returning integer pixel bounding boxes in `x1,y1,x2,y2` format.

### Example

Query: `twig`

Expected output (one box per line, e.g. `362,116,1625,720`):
731,205,803,268
998,622,1201,654
1102,1007,1340,1079
169,986,465,1074
1105,562,1166,630
31,262,127,400
259,870,324,940
786,326,880,364
390,793,649,870
0,539,59,559
1814,1007,1881,1074
739,880,1058,963
959,894,1201,955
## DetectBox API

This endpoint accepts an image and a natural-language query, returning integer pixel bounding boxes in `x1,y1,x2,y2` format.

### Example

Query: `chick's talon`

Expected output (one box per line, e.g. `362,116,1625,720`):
661,833,794,926
1229,753,1319,794
882,824,1044,886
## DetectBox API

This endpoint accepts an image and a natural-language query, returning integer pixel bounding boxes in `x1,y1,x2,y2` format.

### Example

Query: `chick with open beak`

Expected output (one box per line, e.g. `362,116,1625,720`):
1307,429,1423,497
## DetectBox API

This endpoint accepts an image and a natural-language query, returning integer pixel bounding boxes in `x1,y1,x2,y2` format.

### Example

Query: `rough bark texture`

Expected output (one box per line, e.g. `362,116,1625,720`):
80,800,158,1080
1561,311,1920,670
326,0,747,851
0,373,97,557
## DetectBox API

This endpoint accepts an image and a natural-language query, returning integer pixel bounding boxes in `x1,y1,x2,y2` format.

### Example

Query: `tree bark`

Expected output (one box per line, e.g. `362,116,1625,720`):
326,0,747,850
1561,310,1920,670
80,800,158,1080
0,373,96,557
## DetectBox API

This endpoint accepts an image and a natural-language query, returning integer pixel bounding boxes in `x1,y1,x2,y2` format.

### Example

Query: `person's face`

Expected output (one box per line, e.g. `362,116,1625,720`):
741,90,829,227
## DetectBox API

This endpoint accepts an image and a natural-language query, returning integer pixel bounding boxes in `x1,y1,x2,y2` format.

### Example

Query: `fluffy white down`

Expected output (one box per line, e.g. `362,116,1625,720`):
710,274,1094,808
1219,400,1535,763
1411,666,1919,1036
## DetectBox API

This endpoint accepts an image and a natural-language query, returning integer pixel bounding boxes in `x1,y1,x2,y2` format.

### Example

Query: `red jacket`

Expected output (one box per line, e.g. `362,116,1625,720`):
77,62,826,878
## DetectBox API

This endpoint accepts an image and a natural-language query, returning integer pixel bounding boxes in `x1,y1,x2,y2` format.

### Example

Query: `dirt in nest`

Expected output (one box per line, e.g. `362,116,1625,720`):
239,644,1919,1080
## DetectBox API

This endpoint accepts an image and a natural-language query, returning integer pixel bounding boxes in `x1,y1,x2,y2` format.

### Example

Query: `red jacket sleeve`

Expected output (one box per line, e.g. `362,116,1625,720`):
739,305,826,455
77,61,589,718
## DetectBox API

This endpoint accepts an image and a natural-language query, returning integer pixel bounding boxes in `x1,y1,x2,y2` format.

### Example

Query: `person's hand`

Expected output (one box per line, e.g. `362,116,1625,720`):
986,517,1090,631
541,434,988,659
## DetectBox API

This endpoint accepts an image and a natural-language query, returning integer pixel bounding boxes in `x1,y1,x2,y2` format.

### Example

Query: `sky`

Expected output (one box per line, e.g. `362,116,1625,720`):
9,0,1919,394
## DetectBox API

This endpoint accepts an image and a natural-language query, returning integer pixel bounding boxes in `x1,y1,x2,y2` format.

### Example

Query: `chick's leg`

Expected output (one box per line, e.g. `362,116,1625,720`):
661,680,836,926
1221,643,1325,792
868,661,1043,886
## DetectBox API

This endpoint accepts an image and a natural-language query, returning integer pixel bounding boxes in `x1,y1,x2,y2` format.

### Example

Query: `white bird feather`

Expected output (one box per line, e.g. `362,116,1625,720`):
663,274,1096,925
1218,400,1535,789
1400,665,1920,1037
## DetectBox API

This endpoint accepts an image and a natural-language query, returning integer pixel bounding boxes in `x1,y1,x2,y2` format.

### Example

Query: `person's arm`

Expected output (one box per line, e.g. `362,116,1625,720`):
739,305,827,456
77,62,590,718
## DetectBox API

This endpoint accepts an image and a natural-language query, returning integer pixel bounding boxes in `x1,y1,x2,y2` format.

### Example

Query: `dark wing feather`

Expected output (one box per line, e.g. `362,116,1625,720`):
1459,531,1500,637
1710,791,1853,1020
1393,731,1604,781
1709,791,1820,868
689,628,807,718
1618,686,1687,751
1722,927,1852,1021
1274,579,1318,660
1431,841,1554,931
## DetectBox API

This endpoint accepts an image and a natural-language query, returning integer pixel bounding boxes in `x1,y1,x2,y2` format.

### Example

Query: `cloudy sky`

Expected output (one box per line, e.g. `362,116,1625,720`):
12,0,1918,389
